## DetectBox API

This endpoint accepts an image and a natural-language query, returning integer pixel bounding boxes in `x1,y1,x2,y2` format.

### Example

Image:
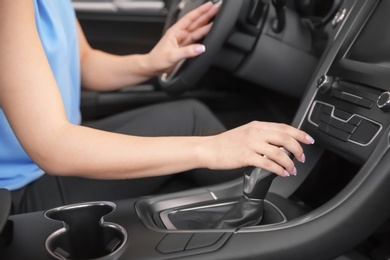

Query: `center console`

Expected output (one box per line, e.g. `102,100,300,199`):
2,0,390,259
301,0,390,164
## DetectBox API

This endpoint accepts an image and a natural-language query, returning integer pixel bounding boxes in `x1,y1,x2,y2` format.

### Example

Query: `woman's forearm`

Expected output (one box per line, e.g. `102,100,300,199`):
37,123,208,179
79,45,156,91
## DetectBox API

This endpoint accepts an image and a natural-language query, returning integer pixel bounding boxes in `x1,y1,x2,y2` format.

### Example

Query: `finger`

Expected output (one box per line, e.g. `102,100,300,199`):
174,2,214,30
187,3,219,32
254,122,315,145
255,145,296,175
180,23,213,46
242,124,305,164
170,44,206,62
258,131,306,163
249,154,291,177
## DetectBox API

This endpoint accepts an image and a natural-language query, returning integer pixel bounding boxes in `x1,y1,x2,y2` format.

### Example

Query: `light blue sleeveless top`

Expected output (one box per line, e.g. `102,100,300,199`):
0,0,81,190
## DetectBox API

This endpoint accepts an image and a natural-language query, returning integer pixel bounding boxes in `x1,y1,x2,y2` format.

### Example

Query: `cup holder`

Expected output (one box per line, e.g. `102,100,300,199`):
44,201,127,260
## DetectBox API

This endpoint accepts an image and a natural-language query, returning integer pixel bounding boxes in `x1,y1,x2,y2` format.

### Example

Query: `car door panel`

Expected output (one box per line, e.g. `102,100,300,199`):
74,0,166,54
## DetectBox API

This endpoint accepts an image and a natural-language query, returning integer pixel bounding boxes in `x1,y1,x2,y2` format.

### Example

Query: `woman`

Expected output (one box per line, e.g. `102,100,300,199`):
0,0,314,214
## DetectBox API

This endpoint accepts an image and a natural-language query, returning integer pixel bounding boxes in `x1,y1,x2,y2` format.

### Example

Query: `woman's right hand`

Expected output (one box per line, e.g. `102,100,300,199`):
200,121,315,177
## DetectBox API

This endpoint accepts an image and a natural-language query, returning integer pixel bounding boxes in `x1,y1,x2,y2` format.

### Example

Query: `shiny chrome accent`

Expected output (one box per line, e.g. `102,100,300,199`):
160,59,185,83
332,8,347,27
243,167,270,196
178,0,186,10
377,91,390,112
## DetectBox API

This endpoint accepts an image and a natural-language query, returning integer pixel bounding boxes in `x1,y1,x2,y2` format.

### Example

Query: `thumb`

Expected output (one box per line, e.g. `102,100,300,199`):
173,44,206,61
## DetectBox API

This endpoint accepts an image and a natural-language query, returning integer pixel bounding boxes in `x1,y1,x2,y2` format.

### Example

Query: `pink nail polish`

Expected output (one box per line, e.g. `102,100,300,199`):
306,135,315,144
284,170,290,177
195,45,206,54
301,154,306,163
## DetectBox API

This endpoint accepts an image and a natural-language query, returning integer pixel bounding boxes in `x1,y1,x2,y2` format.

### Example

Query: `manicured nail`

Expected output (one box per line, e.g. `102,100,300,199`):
195,45,206,54
292,167,297,176
283,170,290,177
301,153,306,163
306,135,315,144
213,0,222,7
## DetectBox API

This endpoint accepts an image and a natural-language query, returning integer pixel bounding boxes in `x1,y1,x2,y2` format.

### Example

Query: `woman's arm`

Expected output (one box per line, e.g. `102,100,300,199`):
79,2,219,91
0,0,200,179
0,0,313,179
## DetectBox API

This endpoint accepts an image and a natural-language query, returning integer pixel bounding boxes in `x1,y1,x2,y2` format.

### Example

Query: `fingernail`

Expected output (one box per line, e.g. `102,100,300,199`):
292,167,297,176
213,0,222,7
195,45,206,54
301,153,306,163
283,170,290,177
306,135,315,144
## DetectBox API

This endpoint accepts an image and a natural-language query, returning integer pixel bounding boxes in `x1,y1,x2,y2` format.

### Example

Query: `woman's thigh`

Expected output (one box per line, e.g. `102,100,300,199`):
84,99,226,136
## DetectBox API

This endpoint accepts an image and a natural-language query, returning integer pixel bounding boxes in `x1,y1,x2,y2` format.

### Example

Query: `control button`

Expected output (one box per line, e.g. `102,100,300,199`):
356,98,374,109
333,108,352,120
377,92,390,113
186,233,225,250
323,104,333,115
156,233,193,254
331,90,343,99
332,91,374,109
338,92,359,103
348,116,363,126
318,123,350,142
310,103,333,125
321,114,357,134
317,75,333,93
350,119,380,145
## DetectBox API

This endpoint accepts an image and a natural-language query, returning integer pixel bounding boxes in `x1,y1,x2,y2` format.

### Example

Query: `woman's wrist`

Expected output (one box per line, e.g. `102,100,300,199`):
193,136,218,170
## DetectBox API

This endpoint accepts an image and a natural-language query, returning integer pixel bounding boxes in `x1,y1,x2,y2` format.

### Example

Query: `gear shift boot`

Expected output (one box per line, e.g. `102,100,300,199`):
168,197,285,230
168,166,281,229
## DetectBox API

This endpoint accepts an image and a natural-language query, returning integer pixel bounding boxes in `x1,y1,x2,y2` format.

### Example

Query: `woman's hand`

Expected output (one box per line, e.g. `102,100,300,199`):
145,1,220,75
77,2,220,91
200,121,315,177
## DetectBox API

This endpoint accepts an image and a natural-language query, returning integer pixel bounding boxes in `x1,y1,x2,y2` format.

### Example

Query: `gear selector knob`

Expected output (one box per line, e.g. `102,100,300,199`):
244,147,291,200
243,167,277,200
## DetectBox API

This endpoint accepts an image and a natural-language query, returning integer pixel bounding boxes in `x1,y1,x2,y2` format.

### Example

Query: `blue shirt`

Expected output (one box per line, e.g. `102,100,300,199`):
0,0,81,190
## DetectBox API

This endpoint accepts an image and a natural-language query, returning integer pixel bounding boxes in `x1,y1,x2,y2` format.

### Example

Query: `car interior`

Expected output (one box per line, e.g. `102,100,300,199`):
1,0,390,259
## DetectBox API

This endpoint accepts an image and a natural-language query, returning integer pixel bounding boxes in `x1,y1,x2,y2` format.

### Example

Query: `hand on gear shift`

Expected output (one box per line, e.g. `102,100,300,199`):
214,148,291,229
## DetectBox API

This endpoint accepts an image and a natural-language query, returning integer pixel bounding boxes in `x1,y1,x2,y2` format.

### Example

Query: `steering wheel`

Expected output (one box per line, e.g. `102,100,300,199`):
158,0,244,95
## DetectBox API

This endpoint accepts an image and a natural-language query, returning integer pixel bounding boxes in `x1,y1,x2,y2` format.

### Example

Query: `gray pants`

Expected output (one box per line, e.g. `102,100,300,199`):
11,100,242,214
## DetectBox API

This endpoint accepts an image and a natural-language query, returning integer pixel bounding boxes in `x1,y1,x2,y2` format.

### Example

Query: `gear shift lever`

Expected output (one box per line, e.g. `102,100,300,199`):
243,167,277,200
213,167,277,229
214,148,290,229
